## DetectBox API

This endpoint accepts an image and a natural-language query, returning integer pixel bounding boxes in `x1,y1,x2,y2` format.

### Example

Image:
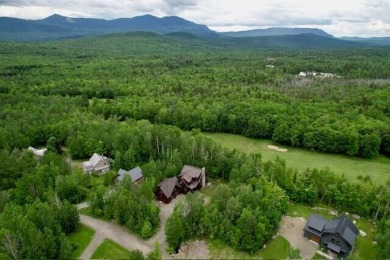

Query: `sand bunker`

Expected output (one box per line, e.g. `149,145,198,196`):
267,145,288,152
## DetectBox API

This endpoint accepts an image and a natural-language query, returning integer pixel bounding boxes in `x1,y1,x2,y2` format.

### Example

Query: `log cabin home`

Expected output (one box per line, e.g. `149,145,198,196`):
155,177,182,204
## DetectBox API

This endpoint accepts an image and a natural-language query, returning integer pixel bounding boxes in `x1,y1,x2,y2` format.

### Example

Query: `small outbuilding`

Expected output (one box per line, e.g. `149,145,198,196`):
303,214,358,257
116,166,144,184
155,177,182,204
28,146,47,157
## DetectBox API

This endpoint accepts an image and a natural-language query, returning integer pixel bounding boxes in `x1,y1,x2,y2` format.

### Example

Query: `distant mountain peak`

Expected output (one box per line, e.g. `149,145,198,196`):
42,13,78,24
223,27,334,38
136,14,156,18
43,14,66,20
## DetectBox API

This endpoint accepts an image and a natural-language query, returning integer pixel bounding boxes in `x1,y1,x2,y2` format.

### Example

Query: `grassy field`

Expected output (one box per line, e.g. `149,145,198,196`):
67,223,95,258
260,236,292,259
287,203,377,259
91,239,132,259
287,203,336,220
208,236,292,259
205,133,390,184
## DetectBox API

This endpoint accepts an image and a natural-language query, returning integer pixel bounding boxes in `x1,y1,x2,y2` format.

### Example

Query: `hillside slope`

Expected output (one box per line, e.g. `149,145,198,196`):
222,27,334,38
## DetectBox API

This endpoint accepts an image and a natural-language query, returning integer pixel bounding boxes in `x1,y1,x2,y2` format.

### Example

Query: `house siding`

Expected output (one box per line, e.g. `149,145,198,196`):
134,177,145,184
321,233,351,257
155,188,179,204
83,154,110,175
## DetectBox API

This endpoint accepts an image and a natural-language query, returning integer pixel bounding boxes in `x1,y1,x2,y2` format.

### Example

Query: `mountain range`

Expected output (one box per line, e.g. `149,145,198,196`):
0,14,389,47
0,14,219,41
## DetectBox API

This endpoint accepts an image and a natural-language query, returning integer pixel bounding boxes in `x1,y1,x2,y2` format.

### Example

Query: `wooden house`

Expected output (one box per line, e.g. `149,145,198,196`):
177,165,206,194
155,177,182,204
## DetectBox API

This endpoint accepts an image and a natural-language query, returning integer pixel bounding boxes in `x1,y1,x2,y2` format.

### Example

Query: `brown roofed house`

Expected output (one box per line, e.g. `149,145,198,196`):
178,165,206,194
155,177,182,204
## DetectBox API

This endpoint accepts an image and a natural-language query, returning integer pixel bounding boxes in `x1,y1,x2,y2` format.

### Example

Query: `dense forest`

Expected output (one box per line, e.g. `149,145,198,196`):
0,32,389,258
1,33,389,158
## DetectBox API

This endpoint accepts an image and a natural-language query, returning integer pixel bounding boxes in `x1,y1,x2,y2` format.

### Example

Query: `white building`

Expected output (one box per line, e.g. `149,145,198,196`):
83,153,111,175
28,146,47,157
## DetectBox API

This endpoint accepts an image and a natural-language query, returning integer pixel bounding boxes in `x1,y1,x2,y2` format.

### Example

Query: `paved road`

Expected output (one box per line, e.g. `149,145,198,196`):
77,195,182,259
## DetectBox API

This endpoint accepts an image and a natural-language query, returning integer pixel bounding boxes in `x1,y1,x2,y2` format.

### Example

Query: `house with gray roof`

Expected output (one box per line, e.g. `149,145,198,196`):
83,153,110,175
303,214,359,257
116,166,144,184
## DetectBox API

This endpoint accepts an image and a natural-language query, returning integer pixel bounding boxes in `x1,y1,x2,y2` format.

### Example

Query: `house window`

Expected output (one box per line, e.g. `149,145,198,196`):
331,238,335,243
336,241,341,246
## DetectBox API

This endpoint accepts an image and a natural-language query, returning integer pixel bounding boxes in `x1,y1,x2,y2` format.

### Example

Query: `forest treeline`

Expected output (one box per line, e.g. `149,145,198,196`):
0,34,389,258
1,36,389,158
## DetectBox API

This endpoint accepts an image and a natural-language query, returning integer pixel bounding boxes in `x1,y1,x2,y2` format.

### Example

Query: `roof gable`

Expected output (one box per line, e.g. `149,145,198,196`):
89,153,108,167
128,166,143,182
306,214,326,232
323,218,341,233
343,227,358,247
117,166,143,183
90,153,103,167
179,165,202,179
118,169,127,176
157,177,179,198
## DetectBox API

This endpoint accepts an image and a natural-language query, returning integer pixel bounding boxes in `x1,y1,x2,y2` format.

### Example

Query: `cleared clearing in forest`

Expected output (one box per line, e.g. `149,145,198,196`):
205,133,390,184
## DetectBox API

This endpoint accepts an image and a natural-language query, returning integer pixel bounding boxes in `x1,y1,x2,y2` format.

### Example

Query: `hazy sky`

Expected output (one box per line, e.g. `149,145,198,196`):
0,0,389,37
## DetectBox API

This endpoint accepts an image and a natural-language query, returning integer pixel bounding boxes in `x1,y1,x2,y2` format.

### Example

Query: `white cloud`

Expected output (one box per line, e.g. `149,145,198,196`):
0,0,389,36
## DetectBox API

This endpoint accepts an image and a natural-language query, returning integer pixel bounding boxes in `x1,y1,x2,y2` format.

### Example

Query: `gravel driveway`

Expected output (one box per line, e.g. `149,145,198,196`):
78,195,184,259
278,216,318,259
79,215,151,259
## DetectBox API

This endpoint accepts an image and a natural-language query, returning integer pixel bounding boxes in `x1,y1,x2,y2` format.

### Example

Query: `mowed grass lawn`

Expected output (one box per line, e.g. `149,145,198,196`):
91,239,132,259
205,133,390,184
208,236,292,259
67,223,95,258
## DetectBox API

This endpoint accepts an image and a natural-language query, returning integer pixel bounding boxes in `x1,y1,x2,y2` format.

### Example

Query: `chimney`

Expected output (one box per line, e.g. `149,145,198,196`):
201,167,206,188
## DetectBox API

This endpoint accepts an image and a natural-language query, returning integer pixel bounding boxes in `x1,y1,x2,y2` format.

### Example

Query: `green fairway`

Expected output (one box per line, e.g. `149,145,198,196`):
91,239,131,259
67,223,95,258
205,133,390,184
